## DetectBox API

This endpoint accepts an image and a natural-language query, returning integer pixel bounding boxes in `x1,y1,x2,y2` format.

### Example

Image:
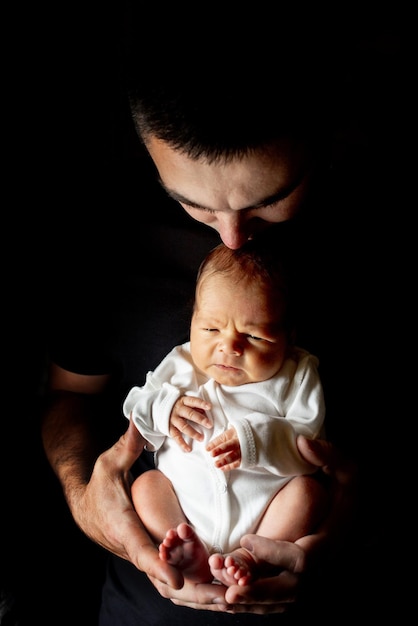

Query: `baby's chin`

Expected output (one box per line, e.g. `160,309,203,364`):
210,365,252,387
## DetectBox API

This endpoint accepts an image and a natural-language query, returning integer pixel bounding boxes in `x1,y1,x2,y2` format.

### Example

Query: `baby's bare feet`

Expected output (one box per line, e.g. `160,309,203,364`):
159,522,211,583
209,548,254,587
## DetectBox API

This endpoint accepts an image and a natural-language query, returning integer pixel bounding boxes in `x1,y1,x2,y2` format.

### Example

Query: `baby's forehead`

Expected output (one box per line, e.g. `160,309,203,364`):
197,272,283,309
197,269,258,294
198,266,277,289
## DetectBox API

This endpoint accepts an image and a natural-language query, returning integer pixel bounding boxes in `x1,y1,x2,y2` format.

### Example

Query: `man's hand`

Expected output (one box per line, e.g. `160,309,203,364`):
78,420,235,610
294,435,358,557
152,537,306,615
66,419,184,590
219,436,358,614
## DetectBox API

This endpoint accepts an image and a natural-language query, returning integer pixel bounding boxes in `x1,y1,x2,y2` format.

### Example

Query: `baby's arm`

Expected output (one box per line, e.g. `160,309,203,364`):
169,396,213,452
206,427,241,471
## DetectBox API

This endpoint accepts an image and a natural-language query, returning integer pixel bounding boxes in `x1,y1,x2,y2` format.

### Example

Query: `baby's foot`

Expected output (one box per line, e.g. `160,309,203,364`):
208,548,254,587
159,522,211,583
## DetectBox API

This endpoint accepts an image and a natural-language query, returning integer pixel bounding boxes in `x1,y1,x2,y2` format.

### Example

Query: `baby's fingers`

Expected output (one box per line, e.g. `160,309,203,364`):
169,413,210,449
180,396,213,428
170,426,193,452
207,427,237,451
213,449,241,471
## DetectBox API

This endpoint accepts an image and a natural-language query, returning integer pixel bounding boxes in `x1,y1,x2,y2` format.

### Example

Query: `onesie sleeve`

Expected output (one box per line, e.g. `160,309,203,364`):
123,344,192,451
232,415,317,475
230,351,325,476
124,376,181,451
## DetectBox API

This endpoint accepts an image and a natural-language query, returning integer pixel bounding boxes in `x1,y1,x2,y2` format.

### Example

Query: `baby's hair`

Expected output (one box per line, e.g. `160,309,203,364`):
197,241,286,291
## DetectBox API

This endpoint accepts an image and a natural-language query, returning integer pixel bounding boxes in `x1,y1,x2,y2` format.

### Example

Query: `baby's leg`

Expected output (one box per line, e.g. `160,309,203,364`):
132,471,211,582
256,474,328,543
209,475,328,586
132,469,186,540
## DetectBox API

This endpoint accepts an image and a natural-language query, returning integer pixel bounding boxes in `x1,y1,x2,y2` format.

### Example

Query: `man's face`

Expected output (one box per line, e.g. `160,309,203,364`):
146,137,314,249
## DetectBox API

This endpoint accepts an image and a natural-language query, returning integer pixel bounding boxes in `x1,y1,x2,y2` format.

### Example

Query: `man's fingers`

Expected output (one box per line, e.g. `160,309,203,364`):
225,567,299,608
150,577,229,610
240,535,306,574
131,544,184,589
296,436,334,467
297,436,358,485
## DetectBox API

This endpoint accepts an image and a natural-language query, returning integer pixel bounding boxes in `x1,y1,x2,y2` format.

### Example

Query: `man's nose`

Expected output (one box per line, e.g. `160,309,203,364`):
217,214,251,250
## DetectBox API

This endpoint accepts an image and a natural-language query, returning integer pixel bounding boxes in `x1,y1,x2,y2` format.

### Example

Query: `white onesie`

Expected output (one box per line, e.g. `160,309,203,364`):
124,341,325,554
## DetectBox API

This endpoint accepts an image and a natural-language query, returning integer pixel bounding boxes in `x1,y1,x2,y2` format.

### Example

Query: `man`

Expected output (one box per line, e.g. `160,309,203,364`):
39,15,400,626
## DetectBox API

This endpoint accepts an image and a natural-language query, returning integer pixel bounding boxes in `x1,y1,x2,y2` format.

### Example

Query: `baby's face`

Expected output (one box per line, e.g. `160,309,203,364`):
190,273,288,386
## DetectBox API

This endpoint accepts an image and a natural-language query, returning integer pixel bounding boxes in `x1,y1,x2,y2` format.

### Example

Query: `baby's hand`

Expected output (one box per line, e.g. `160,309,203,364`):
206,427,241,471
169,396,213,452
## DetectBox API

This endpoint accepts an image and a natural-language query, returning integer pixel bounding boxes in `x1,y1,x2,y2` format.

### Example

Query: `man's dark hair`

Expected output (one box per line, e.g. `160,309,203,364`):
123,11,351,161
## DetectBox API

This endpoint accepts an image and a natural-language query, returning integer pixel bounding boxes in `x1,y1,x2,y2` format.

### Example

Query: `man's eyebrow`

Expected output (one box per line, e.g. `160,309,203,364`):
160,184,206,209
159,173,307,212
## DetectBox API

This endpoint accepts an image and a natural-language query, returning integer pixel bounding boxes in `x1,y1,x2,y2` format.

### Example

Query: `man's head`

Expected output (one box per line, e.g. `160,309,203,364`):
124,18,349,247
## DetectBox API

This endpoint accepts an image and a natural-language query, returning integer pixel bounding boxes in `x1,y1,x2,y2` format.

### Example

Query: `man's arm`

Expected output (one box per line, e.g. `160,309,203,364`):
41,364,184,590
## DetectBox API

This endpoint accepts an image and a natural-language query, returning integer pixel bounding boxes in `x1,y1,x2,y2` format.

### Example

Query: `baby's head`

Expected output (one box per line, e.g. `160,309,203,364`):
190,239,295,386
